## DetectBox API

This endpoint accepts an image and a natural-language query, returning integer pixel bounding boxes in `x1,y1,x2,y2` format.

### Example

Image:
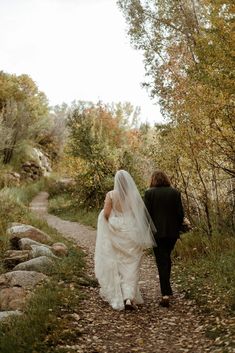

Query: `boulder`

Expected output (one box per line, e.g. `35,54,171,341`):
22,148,52,177
22,161,31,167
4,250,31,258
0,271,47,289
19,238,50,250
30,245,57,258
51,242,68,257
0,287,29,311
3,172,21,187
3,252,30,269
7,223,52,246
33,148,52,175
13,256,54,273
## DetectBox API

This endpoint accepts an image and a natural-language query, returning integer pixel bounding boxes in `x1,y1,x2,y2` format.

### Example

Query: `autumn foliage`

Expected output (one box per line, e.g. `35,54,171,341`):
118,0,234,235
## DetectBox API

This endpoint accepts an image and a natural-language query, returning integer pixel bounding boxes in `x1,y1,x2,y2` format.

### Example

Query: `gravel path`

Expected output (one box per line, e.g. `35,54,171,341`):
30,192,217,353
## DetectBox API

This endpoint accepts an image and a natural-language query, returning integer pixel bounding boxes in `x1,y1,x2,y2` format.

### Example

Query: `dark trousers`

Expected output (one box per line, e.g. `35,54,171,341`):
153,237,178,296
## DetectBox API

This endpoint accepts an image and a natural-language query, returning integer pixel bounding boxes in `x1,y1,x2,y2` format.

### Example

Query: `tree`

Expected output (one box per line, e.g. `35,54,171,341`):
67,103,120,208
0,71,49,164
38,103,70,161
65,101,150,208
118,0,235,234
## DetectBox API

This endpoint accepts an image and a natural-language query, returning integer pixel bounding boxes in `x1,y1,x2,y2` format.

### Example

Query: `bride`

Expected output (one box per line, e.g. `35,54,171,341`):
95,170,156,310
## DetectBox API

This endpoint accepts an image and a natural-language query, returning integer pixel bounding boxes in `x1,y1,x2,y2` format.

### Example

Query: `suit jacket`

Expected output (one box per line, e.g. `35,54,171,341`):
144,186,184,239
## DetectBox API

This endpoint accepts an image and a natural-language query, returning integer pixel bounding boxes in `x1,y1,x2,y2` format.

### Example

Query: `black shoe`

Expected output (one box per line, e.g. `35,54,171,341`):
159,296,170,308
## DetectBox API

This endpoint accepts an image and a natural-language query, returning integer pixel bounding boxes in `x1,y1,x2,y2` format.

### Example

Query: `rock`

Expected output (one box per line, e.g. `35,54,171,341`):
0,310,22,321
3,253,30,269
19,237,50,250
31,148,52,176
51,242,68,257
5,250,31,258
0,287,29,311
7,223,52,246
0,271,47,289
3,172,21,187
22,161,31,167
11,172,21,179
13,256,54,273
21,152,50,180
30,245,57,258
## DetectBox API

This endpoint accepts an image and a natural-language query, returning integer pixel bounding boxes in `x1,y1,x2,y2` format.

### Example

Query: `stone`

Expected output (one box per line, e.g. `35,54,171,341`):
0,287,29,311
0,271,47,289
3,172,21,187
7,223,52,245
0,310,22,321
31,148,52,176
13,256,54,273
11,172,21,179
22,161,31,167
3,253,30,269
19,237,50,250
51,242,68,257
4,250,31,258
30,245,57,258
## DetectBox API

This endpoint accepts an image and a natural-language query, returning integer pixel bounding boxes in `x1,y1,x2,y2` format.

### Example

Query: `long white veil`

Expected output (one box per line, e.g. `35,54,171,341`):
112,170,156,248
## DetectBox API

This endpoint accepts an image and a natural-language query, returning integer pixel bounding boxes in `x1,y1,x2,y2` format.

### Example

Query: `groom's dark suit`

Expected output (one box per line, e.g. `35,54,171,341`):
144,186,184,296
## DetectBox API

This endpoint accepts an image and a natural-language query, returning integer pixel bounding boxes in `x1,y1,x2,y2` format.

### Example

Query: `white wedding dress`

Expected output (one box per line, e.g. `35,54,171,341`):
94,170,156,311
95,206,144,310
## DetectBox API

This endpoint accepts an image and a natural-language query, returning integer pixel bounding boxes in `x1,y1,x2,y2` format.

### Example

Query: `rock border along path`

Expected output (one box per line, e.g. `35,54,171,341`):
30,192,216,353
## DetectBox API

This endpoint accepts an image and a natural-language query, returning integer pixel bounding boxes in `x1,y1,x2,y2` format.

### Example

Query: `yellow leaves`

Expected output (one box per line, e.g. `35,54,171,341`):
58,154,86,177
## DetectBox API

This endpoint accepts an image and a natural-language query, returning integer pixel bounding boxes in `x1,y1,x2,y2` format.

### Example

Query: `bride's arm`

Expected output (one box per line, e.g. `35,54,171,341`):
103,192,112,220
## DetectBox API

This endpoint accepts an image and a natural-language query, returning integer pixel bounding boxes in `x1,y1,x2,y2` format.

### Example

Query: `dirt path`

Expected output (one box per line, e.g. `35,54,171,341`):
30,192,217,353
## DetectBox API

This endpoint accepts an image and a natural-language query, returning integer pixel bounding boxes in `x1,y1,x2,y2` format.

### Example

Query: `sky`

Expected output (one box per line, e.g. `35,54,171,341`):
0,0,163,124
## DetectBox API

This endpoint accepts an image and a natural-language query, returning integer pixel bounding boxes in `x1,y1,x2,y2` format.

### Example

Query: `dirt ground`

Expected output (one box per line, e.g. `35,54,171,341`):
30,192,220,353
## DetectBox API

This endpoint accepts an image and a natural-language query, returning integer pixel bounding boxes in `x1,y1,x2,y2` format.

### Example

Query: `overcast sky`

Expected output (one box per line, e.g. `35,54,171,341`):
0,0,163,124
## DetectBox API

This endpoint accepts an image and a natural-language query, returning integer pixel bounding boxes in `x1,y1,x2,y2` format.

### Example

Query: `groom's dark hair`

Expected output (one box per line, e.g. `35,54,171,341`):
150,170,171,187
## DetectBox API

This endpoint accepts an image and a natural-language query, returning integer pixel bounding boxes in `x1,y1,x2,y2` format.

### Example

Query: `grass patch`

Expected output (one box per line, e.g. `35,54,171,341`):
0,175,99,352
174,246,235,312
48,193,99,229
0,241,87,353
173,230,235,350
0,179,53,268
0,178,48,230
0,180,94,352
174,231,235,312
7,178,48,205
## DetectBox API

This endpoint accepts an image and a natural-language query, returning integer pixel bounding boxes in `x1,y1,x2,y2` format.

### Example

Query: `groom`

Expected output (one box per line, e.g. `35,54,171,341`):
144,170,184,307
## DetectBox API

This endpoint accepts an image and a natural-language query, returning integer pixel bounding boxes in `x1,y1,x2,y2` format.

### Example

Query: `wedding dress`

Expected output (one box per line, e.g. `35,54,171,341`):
95,170,156,310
